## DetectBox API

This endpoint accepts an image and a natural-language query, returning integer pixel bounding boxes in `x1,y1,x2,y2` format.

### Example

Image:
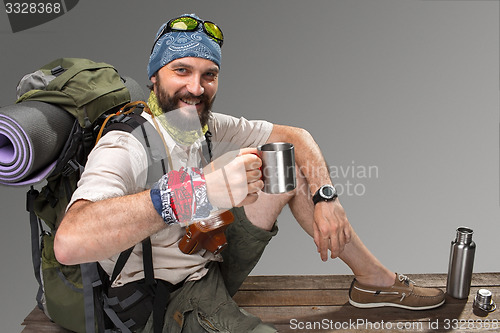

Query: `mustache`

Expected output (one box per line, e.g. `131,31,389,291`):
167,91,214,128
153,80,214,128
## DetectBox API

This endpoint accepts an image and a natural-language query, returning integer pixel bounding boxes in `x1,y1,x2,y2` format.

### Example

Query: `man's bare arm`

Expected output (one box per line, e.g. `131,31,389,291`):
266,124,351,260
54,190,165,265
54,149,263,265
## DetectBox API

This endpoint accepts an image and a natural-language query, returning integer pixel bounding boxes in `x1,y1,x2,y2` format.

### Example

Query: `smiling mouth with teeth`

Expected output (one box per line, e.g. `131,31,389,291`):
181,99,201,105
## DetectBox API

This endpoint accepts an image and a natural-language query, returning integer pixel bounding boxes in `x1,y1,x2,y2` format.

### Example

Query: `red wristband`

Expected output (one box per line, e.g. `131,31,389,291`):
168,168,194,223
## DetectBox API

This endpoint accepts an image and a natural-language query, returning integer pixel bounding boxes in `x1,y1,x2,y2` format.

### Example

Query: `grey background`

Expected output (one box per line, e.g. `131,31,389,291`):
0,0,498,331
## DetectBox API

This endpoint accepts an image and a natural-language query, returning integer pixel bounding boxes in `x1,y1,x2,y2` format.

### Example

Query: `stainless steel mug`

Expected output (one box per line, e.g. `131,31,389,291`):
257,142,296,194
446,226,476,299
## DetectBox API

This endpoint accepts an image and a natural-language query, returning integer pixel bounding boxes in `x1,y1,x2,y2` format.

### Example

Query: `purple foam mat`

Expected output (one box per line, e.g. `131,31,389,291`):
0,101,74,186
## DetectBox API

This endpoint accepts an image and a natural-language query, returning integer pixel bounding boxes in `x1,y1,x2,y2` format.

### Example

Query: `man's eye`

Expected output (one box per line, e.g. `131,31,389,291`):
205,72,217,79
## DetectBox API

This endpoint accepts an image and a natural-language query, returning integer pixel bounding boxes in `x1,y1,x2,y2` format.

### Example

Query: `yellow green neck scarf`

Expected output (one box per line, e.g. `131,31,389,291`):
148,91,208,146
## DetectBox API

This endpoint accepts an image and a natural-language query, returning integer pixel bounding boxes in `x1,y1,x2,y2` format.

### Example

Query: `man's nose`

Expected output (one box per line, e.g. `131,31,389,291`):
186,75,205,96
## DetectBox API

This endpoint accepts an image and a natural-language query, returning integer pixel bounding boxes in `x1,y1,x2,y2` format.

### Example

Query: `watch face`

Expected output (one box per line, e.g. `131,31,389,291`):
313,185,337,204
321,185,335,199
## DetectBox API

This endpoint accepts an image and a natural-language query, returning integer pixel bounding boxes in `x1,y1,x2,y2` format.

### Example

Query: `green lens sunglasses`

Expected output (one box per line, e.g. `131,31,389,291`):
151,16,224,53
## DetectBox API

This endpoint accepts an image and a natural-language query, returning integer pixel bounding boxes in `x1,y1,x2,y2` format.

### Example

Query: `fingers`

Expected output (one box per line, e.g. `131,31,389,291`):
343,223,352,245
247,178,264,194
318,231,342,261
238,151,263,196
246,168,262,184
205,149,264,208
238,147,259,157
330,229,347,259
319,236,330,262
313,200,351,261
318,230,347,261
239,150,262,172
237,152,263,194
313,222,329,262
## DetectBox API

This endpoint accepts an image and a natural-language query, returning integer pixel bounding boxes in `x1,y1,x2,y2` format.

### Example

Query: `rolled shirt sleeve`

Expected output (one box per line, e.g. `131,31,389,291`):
209,113,273,159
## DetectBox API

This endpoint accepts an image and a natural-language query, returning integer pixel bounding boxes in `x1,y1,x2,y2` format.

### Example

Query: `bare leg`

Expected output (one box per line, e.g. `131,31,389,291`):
243,190,293,231
244,165,395,287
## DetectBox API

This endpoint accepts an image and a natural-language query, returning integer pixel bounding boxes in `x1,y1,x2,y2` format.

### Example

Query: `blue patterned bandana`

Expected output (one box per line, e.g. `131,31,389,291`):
147,14,222,79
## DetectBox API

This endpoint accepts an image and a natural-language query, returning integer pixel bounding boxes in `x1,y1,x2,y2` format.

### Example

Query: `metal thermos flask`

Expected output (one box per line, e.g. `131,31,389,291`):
446,227,476,299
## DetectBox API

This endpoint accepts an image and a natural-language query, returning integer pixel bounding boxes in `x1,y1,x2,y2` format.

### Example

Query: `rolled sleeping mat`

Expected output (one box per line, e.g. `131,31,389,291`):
0,101,74,186
0,76,146,186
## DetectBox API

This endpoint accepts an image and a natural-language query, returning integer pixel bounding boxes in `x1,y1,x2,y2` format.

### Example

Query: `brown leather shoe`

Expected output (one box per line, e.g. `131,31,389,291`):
349,273,445,310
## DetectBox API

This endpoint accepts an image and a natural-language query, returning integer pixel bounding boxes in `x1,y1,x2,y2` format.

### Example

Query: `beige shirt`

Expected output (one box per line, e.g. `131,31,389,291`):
68,112,273,287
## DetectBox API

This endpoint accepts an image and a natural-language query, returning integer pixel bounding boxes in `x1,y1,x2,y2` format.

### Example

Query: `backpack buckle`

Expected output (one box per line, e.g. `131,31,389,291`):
62,159,81,177
50,65,65,76
26,187,39,212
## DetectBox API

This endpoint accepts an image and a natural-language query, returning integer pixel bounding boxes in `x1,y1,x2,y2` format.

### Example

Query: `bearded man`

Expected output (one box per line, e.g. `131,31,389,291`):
54,13,445,333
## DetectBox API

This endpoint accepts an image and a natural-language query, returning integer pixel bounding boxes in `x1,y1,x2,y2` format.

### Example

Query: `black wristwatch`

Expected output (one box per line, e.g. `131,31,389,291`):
312,185,337,205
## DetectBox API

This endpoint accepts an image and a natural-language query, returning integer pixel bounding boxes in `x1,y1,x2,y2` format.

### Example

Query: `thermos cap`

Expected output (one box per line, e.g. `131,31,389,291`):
455,226,474,244
473,289,496,312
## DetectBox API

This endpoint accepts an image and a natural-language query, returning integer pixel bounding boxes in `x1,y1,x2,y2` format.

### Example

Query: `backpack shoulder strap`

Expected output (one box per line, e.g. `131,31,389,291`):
104,110,169,181
203,130,213,163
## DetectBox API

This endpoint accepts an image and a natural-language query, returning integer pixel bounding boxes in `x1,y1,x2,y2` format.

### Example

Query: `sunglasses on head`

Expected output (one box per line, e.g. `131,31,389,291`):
151,16,224,53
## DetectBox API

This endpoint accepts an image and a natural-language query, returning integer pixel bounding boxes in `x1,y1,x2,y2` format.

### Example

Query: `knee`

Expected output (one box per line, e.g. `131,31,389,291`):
243,191,289,230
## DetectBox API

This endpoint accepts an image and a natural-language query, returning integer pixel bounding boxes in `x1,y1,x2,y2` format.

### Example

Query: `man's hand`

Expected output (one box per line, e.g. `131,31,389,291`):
313,199,352,261
205,148,263,208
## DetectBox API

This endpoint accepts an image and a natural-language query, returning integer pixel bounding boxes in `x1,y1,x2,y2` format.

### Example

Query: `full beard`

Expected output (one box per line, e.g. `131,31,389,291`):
154,81,214,131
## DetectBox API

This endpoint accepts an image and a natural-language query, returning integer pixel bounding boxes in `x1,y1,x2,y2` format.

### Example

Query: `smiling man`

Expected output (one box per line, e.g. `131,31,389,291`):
151,57,218,128
54,14,445,333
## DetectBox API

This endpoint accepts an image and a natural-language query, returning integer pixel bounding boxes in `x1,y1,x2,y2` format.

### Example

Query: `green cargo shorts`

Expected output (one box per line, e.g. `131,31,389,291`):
220,206,278,296
137,207,278,333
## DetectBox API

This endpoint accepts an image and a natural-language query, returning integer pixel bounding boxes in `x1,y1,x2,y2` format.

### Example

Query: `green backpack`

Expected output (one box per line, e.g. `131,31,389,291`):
15,57,212,333
17,58,149,333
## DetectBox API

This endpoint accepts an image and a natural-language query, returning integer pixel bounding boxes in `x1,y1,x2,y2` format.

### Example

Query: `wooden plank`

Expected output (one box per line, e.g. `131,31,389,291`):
238,274,355,290
241,285,500,333
22,324,70,333
22,307,47,324
241,292,500,322
21,307,70,333
238,272,500,291
244,299,500,332
235,286,500,307
22,273,500,332
235,289,347,306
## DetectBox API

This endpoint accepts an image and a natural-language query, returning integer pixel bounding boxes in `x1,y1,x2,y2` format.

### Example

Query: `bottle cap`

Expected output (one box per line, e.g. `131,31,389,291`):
455,226,474,244
473,289,496,312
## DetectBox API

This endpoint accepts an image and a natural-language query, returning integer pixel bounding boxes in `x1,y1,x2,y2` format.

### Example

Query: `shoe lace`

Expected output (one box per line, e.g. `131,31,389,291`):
398,274,415,286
